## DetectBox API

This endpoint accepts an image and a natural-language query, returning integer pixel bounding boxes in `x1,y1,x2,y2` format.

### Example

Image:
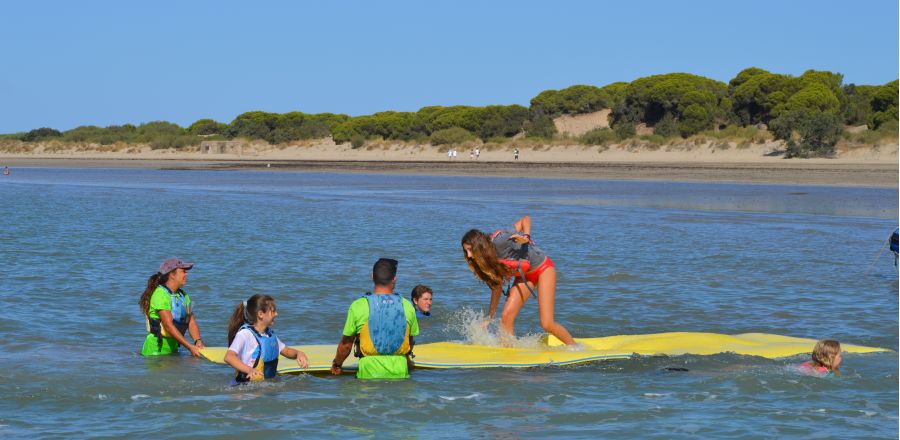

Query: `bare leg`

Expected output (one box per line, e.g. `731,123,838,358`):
536,267,576,345
499,282,530,343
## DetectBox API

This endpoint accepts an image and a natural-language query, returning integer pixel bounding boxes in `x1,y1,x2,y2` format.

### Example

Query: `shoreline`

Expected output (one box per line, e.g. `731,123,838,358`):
1,156,897,187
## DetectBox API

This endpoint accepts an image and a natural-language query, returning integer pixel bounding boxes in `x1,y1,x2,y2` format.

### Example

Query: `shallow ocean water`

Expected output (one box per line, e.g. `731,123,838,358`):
0,167,896,439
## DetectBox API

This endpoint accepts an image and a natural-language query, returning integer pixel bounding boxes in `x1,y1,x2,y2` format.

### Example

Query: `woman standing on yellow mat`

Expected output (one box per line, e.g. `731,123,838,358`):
461,215,578,346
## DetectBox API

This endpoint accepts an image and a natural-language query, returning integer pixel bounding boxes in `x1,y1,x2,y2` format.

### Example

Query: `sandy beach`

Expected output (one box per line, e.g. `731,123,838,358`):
1,140,897,187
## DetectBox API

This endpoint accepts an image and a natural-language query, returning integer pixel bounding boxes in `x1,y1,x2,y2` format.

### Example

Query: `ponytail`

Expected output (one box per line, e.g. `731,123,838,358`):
227,302,247,346
139,272,167,316
227,294,276,345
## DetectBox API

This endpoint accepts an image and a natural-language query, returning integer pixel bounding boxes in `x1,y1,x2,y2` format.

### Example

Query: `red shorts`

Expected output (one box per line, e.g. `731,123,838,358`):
516,257,554,285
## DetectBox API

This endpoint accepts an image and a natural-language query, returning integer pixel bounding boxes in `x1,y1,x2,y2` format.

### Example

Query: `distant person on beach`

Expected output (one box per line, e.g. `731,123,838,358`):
2,166,8,176
469,149,475,160
411,284,433,318
139,258,205,356
796,339,842,376
224,294,308,383
475,148,480,160
514,148,519,161
448,149,453,161
461,215,579,347
331,258,419,379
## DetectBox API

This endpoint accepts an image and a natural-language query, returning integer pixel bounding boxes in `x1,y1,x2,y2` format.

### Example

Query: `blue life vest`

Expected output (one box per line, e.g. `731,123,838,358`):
234,324,281,383
357,293,410,357
166,286,189,329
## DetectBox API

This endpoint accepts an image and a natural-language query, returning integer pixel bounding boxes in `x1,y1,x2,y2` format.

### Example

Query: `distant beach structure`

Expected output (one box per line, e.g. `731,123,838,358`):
200,141,243,155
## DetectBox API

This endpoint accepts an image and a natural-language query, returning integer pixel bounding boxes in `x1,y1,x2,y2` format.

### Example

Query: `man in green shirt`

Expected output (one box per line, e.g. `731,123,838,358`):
331,258,419,379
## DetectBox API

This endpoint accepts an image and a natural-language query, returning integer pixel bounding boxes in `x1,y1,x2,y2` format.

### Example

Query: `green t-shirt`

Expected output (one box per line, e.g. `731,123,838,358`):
141,286,191,356
342,294,420,379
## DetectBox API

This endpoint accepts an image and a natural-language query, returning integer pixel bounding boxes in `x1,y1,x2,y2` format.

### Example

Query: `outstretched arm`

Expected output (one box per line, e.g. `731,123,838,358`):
158,310,200,357
487,285,503,320
330,335,355,375
406,336,416,370
186,309,204,349
224,349,262,380
282,346,309,369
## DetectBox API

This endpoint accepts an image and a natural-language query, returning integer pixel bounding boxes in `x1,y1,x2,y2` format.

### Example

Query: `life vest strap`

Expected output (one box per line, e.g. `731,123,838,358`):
146,316,189,350
502,259,538,299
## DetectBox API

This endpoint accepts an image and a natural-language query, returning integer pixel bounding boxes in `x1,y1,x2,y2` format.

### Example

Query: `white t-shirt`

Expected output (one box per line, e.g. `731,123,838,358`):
227,328,286,367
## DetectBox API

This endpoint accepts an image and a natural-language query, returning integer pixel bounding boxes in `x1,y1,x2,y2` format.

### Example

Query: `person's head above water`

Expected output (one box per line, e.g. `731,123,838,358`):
811,339,842,371
139,257,193,317
411,284,433,315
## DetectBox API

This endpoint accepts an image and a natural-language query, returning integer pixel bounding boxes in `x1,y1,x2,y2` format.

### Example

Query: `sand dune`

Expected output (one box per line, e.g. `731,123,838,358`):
1,139,896,187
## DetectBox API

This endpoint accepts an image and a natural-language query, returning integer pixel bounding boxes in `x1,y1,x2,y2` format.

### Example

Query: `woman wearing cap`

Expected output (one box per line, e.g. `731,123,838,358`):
461,215,578,347
139,258,205,356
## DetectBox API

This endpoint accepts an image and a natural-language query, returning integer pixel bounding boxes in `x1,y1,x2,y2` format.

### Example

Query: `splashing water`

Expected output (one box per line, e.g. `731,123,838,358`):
442,307,545,348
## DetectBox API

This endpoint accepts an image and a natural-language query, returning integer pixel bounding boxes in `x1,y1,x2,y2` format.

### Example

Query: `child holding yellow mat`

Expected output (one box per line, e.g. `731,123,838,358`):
224,294,308,383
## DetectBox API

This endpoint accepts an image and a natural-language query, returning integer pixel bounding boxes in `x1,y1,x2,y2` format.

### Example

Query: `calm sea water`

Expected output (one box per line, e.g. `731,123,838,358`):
0,167,897,439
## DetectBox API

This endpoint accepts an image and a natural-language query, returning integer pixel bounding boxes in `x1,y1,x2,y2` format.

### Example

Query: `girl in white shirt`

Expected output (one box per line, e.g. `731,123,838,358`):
224,294,309,382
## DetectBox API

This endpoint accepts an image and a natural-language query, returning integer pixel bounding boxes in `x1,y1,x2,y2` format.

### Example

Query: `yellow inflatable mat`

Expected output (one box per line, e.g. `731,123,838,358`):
200,332,890,374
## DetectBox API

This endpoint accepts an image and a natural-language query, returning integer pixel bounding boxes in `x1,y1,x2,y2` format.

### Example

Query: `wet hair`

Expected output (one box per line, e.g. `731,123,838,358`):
461,229,512,288
411,284,433,302
373,258,398,287
811,339,841,371
139,272,170,316
227,294,277,345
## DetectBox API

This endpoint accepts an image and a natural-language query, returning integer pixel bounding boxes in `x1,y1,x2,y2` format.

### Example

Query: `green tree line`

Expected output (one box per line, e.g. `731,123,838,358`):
13,67,898,157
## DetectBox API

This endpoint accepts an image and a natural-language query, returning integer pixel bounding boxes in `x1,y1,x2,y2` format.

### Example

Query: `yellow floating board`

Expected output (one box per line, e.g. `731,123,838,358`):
200,332,891,374
544,332,889,358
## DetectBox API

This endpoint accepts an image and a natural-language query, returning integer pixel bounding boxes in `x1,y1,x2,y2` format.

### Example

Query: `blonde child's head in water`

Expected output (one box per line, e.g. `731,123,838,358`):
811,339,842,371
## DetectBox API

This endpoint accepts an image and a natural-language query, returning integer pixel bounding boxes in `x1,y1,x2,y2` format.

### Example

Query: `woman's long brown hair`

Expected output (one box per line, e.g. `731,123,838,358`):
138,272,169,316
461,229,512,288
227,294,276,345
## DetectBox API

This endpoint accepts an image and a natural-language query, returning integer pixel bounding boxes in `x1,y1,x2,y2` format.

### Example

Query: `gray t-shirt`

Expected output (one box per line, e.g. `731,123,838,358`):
491,230,547,269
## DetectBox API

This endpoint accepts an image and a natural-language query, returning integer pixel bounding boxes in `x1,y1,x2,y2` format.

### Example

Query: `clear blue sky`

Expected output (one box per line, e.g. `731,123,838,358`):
1,1,897,133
